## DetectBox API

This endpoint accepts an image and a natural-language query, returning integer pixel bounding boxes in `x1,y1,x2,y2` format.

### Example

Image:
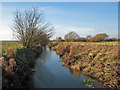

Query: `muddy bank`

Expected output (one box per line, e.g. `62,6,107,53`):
2,46,43,88
48,42,120,88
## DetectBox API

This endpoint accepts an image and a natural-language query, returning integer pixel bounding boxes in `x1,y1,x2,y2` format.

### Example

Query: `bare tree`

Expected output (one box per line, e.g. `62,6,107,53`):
64,31,79,42
56,37,63,42
12,8,54,48
86,35,92,41
86,35,91,40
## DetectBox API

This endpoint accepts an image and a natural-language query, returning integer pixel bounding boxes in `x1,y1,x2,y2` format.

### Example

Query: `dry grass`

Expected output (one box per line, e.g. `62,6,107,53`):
48,41,120,88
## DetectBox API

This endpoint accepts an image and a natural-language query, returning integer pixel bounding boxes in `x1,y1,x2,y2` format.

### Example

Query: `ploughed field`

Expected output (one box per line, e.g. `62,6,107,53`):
48,42,120,88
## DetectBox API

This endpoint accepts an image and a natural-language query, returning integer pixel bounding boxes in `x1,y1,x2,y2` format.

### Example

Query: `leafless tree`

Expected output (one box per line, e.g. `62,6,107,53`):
56,37,63,42
86,35,92,40
12,8,54,48
86,35,92,41
64,31,79,42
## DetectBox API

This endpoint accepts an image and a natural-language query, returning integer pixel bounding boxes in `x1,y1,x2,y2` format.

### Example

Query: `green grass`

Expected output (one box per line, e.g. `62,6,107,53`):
0,41,20,44
1,41,22,53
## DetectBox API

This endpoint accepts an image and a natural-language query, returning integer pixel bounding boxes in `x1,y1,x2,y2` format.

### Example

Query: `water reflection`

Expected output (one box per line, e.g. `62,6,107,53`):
68,68,82,78
68,65,104,88
33,49,54,88
32,48,104,88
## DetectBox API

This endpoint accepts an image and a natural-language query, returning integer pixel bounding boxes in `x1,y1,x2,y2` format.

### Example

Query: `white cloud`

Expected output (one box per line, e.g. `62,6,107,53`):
55,25,95,32
0,30,14,40
52,25,95,39
66,27,95,32
52,25,118,40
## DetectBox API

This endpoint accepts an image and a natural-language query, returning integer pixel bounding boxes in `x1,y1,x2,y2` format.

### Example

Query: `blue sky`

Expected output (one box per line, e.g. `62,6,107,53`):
0,2,118,40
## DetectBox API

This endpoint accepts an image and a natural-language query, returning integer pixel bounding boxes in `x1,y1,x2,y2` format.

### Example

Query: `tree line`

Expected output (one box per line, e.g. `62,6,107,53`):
55,31,119,42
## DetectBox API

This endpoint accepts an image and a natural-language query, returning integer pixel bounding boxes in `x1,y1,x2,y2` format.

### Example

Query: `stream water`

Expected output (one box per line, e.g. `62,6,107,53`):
32,48,104,88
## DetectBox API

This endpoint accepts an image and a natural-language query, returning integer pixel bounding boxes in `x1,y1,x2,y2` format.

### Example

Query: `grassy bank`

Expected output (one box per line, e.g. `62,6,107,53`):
1,41,43,88
48,41,120,88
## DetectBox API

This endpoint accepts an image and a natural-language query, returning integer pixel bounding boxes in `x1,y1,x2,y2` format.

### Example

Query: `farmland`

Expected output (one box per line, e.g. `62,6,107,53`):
0,41,22,54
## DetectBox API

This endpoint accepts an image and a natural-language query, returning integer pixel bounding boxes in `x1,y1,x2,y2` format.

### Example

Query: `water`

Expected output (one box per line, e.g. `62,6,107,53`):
32,48,104,88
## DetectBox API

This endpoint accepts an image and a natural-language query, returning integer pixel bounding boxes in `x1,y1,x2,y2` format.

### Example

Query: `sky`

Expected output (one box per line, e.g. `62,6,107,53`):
0,2,118,40
1,0,119,2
